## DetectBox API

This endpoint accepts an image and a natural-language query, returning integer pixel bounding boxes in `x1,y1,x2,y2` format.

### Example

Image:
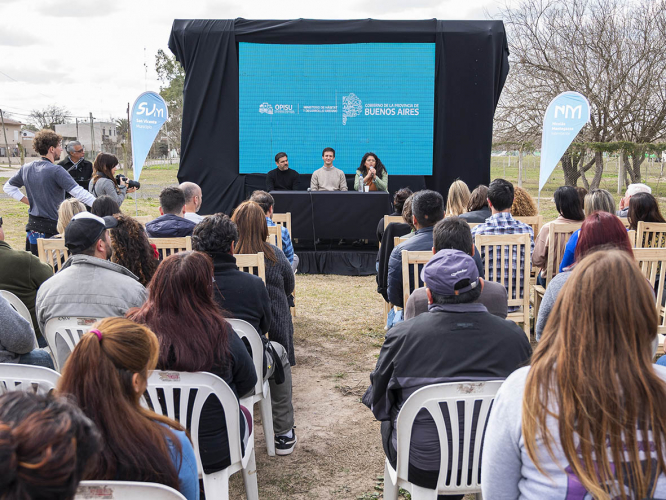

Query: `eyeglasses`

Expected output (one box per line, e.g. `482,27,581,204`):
73,149,84,154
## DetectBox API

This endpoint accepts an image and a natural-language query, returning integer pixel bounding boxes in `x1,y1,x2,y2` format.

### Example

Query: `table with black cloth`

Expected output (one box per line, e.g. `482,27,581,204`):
271,191,393,241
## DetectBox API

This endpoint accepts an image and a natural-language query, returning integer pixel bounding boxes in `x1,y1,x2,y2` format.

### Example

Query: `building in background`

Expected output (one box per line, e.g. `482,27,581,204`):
0,117,22,158
55,121,119,157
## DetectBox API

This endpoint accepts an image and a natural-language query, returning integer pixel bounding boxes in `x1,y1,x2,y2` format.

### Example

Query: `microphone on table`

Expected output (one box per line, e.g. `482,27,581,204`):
307,188,311,192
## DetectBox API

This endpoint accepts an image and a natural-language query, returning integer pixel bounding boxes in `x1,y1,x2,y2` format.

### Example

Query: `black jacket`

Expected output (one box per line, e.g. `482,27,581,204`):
145,214,196,238
459,207,492,223
58,157,93,192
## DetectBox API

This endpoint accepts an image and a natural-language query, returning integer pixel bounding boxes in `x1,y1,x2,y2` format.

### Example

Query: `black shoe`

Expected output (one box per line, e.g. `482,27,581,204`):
275,429,297,456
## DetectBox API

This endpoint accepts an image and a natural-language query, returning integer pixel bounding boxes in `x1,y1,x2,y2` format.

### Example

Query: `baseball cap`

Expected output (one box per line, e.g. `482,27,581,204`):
65,212,118,252
421,249,479,296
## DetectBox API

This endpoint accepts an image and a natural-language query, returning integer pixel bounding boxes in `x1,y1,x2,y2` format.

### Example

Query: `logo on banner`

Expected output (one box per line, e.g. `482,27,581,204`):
130,91,168,183
342,93,362,125
259,103,273,115
136,102,165,118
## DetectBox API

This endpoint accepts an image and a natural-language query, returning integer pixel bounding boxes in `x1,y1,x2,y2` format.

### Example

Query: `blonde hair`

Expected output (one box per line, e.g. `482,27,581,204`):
57,198,86,234
446,180,470,217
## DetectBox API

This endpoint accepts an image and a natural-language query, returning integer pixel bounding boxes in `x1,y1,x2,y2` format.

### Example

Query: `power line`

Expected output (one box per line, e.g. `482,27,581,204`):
0,71,55,100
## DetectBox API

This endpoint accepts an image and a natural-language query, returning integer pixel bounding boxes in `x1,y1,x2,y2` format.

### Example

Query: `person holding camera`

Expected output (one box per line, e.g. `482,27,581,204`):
89,153,137,207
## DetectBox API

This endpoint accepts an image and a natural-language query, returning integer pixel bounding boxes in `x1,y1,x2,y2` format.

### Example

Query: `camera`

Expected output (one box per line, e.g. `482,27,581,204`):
116,174,141,189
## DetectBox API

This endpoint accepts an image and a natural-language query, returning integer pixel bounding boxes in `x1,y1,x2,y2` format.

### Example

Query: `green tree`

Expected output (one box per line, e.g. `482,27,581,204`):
155,49,184,152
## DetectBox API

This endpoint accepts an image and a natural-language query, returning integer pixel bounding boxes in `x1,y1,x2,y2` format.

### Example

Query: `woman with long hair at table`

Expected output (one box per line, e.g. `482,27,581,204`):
57,317,199,500
232,200,296,365
483,249,666,499
354,152,388,192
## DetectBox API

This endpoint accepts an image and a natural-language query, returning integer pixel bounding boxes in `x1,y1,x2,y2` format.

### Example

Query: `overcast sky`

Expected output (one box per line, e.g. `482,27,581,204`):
0,0,509,125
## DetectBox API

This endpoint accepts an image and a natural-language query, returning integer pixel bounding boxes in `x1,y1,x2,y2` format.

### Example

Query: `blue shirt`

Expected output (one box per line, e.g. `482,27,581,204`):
559,229,580,272
166,428,200,500
266,217,294,264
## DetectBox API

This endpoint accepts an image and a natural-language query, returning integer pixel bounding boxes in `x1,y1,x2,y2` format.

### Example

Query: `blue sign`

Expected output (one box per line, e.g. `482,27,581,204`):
239,43,436,175
538,91,590,191
130,91,168,182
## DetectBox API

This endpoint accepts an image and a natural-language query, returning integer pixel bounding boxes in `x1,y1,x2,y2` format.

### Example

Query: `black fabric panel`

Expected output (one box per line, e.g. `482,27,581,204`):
169,19,509,216
297,250,378,276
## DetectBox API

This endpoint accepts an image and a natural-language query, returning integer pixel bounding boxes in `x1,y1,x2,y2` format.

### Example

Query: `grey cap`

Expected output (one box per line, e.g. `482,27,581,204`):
421,249,479,296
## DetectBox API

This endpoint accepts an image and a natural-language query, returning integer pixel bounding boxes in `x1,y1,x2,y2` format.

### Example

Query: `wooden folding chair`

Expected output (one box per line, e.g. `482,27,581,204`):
532,222,582,328
272,213,292,238
475,233,532,338
134,215,155,226
267,225,283,250
619,217,630,229
636,221,666,249
515,215,543,284
634,248,666,353
235,252,266,283
147,237,192,260
400,250,434,310
628,229,637,247
384,215,404,230
37,238,69,272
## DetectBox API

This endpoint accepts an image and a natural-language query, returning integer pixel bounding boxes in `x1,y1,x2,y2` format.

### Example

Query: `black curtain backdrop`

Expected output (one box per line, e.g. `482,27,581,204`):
169,19,509,216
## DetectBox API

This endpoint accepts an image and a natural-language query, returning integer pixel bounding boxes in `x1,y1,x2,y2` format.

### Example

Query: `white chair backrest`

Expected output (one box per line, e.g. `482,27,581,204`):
44,316,100,371
76,481,186,500
37,238,69,272
227,319,267,399
267,225,283,250
0,364,60,395
145,371,243,475
395,380,504,493
148,237,193,260
235,252,266,283
0,290,38,348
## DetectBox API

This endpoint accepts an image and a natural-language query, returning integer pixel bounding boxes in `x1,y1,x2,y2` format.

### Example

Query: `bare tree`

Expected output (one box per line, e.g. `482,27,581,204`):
29,105,70,130
495,0,666,189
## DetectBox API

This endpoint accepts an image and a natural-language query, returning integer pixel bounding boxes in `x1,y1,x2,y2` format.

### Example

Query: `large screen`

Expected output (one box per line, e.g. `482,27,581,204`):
238,42,435,175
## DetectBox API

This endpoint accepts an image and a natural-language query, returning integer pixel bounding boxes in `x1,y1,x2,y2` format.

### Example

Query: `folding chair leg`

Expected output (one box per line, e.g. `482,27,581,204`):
242,448,259,500
410,484,438,499
203,470,230,500
383,459,399,500
259,397,276,456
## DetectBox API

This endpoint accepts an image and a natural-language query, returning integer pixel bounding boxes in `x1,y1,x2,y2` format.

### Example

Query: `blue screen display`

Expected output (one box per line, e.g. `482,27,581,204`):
238,42,435,175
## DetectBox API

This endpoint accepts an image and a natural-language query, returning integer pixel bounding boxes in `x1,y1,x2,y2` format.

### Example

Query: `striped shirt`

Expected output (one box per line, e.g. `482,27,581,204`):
266,217,294,264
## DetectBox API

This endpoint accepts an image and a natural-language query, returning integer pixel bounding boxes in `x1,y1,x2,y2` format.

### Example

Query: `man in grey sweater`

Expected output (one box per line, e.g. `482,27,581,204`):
310,147,348,191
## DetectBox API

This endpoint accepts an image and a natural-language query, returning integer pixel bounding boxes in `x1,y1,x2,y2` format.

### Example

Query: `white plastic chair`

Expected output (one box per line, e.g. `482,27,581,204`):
0,290,38,349
145,370,259,500
0,364,60,395
76,481,186,499
43,316,100,372
384,380,504,500
227,318,275,456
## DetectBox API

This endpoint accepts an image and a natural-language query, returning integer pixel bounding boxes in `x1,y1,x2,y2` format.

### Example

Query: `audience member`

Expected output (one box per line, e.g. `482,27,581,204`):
365,249,531,496
376,188,412,243
628,192,665,230
310,147,347,191
405,217,506,320
445,179,470,217
511,185,538,216
267,152,299,191
559,188,616,271
89,153,135,207
36,212,146,361
110,214,158,286
179,181,205,223
387,190,445,310
0,295,53,368
401,193,416,234
57,318,199,499
91,195,121,217
471,179,534,310
460,185,491,223
56,198,86,235
129,250,297,458
483,249,666,498
532,186,585,285
250,190,298,272
58,140,93,192
354,152,388,192
146,187,197,238
575,186,588,210
535,211,632,340
3,129,96,255
0,216,53,343
618,182,651,217
232,201,296,365
0,391,100,500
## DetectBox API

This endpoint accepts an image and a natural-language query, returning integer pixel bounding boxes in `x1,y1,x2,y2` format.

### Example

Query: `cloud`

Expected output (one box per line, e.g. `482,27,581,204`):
1,66,69,85
0,28,39,47
36,0,119,18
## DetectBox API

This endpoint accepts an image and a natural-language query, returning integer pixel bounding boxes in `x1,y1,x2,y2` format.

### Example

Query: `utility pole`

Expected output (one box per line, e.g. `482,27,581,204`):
0,109,12,167
75,118,79,140
89,112,95,158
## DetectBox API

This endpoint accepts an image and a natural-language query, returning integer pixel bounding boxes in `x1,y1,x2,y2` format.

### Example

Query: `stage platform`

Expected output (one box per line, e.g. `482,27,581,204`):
294,241,378,276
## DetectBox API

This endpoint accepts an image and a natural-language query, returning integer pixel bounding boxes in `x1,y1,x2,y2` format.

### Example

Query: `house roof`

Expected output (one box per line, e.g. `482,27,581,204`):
1,117,23,126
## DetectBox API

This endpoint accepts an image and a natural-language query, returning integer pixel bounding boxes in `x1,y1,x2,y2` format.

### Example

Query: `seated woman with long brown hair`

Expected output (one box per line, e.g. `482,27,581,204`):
232,200,296,366
127,251,259,471
57,317,199,500
483,248,666,498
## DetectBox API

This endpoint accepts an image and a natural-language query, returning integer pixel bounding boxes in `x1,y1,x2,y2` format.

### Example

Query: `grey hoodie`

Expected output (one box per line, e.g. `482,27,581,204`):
0,296,35,363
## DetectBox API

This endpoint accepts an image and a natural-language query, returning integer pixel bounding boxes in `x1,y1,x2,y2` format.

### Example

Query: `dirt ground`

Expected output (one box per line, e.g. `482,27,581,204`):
229,274,389,499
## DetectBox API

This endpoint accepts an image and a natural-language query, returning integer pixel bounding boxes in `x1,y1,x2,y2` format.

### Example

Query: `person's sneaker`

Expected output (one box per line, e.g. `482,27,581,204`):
275,429,297,456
